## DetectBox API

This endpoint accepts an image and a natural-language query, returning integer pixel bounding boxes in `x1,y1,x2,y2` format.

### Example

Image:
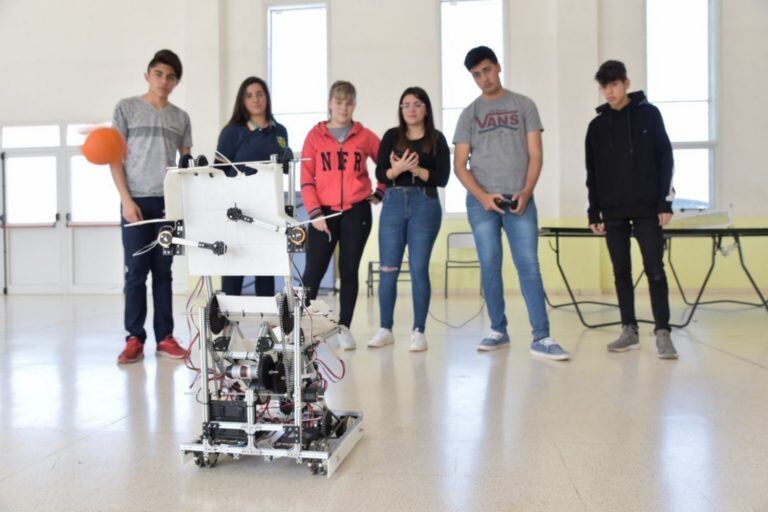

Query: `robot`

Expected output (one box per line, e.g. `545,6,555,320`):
148,153,363,476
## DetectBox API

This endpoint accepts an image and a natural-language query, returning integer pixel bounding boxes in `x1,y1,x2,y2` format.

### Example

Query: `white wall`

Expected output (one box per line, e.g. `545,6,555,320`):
719,0,768,214
1,0,766,295
0,0,185,124
2,0,766,218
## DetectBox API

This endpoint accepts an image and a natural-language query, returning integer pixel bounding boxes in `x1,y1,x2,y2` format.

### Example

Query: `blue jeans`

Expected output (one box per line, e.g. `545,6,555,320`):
466,194,549,340
121,196,174,344
379,187,442,332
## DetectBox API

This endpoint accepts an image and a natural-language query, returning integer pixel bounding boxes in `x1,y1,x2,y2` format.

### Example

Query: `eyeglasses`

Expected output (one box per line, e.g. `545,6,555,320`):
400,102,425,110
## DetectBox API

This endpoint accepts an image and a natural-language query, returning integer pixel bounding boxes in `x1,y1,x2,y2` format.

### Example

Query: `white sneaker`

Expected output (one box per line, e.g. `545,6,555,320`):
324,331,343,360
338,326,357,351
367,327,394,348
409,330,427,352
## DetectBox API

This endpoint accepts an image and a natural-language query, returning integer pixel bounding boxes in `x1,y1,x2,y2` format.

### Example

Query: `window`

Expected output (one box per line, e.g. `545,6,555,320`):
440,0,504,213
268,4,328,153
2,125,60,149
69,155,120,223
66,123,110,146
647,0,714,209
67,122,120,223
1,123,120,225
4,156,58,224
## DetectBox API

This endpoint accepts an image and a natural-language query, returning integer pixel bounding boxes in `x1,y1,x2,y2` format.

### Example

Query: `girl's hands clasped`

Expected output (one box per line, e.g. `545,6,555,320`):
389,149,419,177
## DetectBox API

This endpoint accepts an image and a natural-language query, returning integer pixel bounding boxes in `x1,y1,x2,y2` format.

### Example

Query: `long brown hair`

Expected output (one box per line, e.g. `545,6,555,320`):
396,87,437,155
227,76,273,126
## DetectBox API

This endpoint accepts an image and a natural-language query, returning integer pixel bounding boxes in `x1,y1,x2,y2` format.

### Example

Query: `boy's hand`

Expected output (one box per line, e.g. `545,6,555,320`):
658,213,672,226
510,189,532,215
122,200,143,223
589,223,605,235
481,193,505,214
367,194,382,205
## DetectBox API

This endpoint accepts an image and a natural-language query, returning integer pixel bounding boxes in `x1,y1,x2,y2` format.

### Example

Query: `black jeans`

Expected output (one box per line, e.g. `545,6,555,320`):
121,196,174,344
302,200,372,327
604,216,671,331
222,276,275,297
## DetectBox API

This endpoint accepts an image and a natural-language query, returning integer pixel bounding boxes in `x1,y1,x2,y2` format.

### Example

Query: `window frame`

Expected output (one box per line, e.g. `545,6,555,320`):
0,123,121,228
646,0,718,211
438,0,507,218
267,2,329,156
0,126,62,227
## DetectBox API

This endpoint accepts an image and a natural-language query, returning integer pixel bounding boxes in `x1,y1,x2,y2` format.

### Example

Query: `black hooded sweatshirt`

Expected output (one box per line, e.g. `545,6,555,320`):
585,90,674,224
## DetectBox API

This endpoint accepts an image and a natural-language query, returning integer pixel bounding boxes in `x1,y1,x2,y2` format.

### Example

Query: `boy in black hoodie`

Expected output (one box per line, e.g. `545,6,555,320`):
585,60,677,359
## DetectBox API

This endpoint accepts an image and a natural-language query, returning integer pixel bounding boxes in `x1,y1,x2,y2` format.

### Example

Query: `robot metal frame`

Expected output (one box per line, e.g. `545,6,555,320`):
151,153,363,476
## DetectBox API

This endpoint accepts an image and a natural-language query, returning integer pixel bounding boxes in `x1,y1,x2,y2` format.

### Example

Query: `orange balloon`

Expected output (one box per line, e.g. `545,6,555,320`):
82,127,126,165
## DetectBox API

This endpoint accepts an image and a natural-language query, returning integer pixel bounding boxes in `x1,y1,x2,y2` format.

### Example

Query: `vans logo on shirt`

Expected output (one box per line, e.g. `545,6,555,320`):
475,110,520,133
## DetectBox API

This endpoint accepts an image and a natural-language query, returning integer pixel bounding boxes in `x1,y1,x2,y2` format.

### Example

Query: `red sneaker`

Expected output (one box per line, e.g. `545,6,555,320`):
157,335,187,359
118,336,144,364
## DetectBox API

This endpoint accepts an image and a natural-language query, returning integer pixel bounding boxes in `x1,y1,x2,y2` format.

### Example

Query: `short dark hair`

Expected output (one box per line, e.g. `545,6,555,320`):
227,76,273,126
148,49,183,80
464,46,498,71
595,60,627,86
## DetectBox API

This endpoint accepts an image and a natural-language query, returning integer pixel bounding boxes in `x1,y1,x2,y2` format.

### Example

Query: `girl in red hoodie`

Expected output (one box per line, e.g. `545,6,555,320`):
301,80,384,350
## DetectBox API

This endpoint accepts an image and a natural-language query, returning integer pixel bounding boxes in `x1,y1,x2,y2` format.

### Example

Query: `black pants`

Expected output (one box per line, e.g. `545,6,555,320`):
222,276,275,297
605,216,671,331
121,196,174,344
302,200,372,327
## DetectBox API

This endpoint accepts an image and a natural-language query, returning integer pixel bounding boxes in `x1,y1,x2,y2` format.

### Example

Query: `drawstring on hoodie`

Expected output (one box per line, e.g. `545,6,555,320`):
627,109,634,154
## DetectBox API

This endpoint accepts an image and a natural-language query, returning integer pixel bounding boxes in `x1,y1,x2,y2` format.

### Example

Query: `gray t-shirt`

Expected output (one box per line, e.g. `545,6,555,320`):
453,89,543,195
328,125,351,143
112,96,192,197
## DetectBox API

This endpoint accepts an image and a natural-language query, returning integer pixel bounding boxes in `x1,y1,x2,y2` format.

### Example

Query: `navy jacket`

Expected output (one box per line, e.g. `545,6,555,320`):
215,121,288,176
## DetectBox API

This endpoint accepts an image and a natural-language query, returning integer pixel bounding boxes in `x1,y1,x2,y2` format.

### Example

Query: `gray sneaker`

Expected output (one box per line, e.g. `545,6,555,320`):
607,325,640,352
655,329,678,359
477,331,510,352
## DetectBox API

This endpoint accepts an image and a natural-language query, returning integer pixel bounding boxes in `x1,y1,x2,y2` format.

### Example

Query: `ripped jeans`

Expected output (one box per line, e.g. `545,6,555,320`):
378,187,442,332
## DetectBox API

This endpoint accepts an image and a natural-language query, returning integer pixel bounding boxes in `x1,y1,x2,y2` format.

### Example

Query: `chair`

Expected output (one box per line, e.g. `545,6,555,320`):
444,232,481,298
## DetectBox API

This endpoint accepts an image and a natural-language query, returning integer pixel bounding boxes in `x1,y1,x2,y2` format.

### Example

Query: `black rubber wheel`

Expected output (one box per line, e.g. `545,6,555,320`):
257,354,276,392
273,360,287,394
320,410,335,438
277,293,294,335
208,296,227,335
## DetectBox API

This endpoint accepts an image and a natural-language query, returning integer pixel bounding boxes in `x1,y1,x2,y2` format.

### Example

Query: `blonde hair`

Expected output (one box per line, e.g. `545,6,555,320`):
328,80,356,103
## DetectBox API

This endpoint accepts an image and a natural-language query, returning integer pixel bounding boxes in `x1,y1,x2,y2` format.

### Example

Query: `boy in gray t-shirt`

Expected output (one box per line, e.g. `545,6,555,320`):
113,96,191,198
453,90,542,196
453,46,569,360
110,49,192,365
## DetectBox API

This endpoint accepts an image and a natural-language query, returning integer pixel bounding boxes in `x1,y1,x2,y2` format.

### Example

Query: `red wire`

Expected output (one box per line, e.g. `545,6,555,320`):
315,357,345,382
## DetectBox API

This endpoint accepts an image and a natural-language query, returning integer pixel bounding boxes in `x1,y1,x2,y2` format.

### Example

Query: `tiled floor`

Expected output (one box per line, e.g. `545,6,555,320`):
1,292,767,511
